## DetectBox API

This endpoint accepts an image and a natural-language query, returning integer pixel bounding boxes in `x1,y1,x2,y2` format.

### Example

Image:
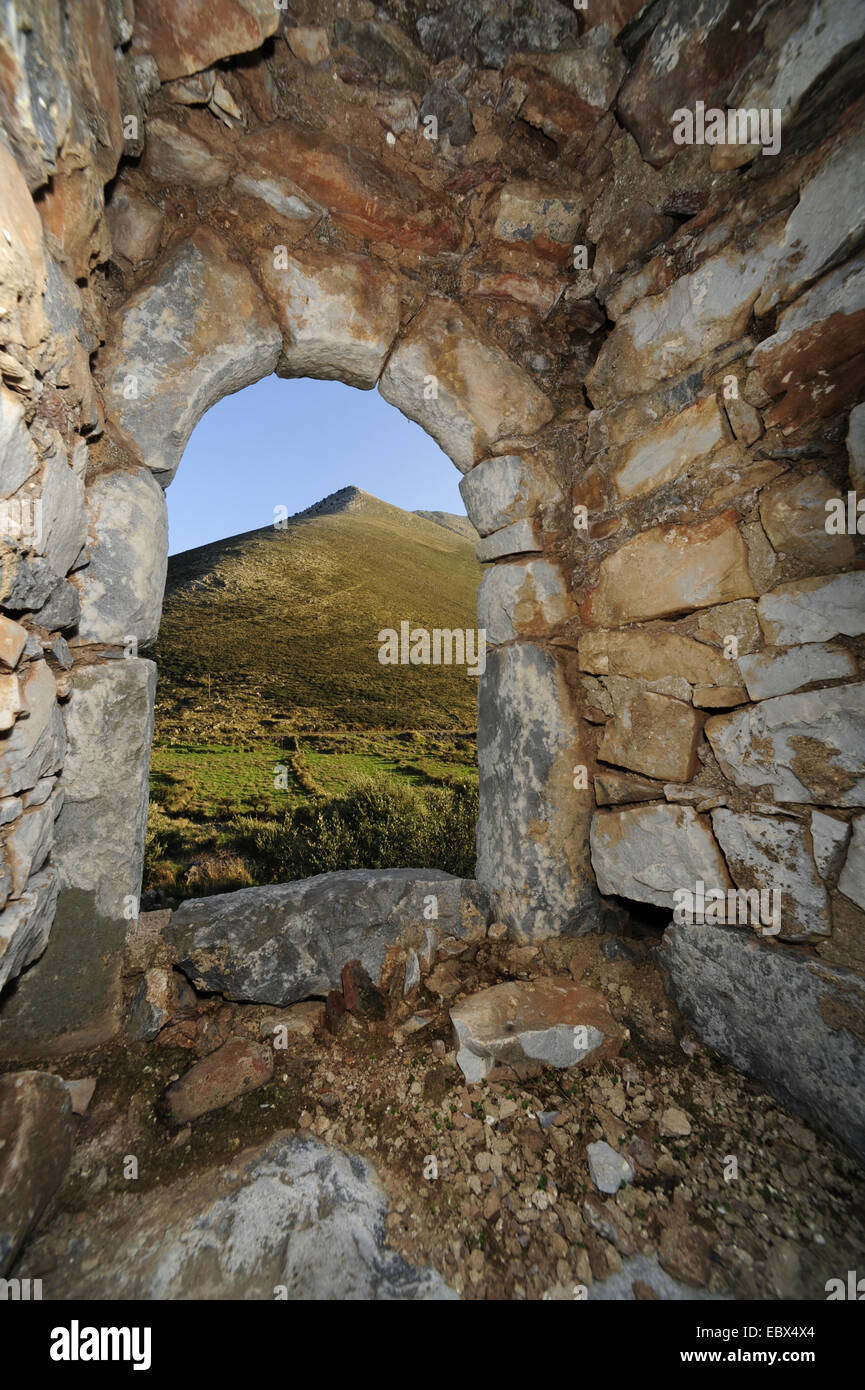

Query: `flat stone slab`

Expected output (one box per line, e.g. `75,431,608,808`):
450,977,619,1081
15,1133,455,1300
168,870,487,1006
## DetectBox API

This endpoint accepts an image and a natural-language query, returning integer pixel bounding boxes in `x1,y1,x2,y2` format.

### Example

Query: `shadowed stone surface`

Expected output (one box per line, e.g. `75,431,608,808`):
660,921,865,1162
15,1132,456,1299
477,643,599,940
0,1069,73,1275
169,871,487,1005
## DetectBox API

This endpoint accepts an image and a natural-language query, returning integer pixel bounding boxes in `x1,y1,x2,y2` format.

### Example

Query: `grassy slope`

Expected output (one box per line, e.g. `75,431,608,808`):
149,493,483,739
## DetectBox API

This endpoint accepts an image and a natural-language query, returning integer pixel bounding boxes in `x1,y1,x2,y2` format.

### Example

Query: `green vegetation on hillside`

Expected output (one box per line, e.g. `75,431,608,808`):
143,493,482,903
149,492,483,740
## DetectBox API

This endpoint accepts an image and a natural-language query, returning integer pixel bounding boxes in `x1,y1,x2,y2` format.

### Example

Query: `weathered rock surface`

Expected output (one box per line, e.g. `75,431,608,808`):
35,443,87,581
0,662,64,799
706,684,865,806
756,573,865,645
660,922,865,1162
838,817,865,911
380,298,554,472
617,0,764,168
74,468,168,647
591,805,731,910
583,512,755,627
587,1139,634,1196
168,871,486,1005
760,471,856,570
474,517,543,561
477,643,599,939
100,226,281,483
106,186,164,266
737,643,855,700
141,114,232,187
132,0,280,81
478,559,574,645
0,386,39,496
711,809,830,941
16,1133,455,1299
749,255,865,432
598,692,701,784
240,123,460,254
0,1070,74,1275
259,247,403,390
459,454,559,537
587,230,779,405
165,1036,273,1123
488,181,583,262
579,629,732,688
450,978,618,1082
0,661,157,1056
0,868,58,998
612,397,728,500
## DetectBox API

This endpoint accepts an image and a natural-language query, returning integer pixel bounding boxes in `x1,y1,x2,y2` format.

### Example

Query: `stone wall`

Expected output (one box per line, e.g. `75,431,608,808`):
0,0,862,1149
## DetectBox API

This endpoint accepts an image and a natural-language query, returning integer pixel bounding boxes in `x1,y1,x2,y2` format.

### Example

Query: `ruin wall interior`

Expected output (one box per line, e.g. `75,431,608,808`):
0,0,864,1168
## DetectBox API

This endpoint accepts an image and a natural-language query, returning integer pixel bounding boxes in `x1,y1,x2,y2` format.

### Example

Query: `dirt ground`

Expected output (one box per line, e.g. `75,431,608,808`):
8,925,865,1302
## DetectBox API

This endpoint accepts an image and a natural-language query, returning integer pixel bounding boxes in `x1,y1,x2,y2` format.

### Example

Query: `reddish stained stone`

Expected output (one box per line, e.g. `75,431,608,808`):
132,0,278,82
164,1036,273,1123
617,0,764,168
757,309,865,434
341,959,387,1019
325,989,348,1035
241,123,461,254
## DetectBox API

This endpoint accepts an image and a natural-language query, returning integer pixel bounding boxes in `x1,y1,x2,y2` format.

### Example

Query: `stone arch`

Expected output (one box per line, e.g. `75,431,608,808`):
0,215,596,1054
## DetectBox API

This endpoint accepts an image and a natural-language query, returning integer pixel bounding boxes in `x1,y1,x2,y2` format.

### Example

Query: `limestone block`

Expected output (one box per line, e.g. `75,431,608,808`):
168,871,486,1004
757,572,865,645
74,468,168,647
583,511,755,627
660,922,865,1161
838,816,865,911
612,397,727,500
459,454,559,537
132,0,280,81
477,643,599,939
737,643,856,701
711,809,830,941
0,662,64,799
590,804,731,909
598,691,701,783
380,299,554,472
478,559,575,645
706,683,865,805
99,226,281,483
258,248,403,390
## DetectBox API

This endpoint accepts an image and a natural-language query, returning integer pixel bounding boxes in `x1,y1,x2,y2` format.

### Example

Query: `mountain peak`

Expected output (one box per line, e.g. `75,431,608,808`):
297,486,376,519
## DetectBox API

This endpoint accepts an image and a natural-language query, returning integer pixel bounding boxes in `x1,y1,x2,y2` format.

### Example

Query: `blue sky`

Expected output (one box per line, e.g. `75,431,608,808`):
166,375,466,554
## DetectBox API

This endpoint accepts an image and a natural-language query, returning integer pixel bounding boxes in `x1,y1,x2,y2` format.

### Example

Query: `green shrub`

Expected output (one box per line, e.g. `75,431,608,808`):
234,775,477,881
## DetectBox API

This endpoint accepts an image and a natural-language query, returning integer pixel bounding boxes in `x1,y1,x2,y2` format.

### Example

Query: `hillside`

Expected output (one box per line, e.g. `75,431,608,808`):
148,488,483,740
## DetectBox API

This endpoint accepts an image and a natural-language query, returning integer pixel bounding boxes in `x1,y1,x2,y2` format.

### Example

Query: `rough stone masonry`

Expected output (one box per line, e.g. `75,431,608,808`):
0,0,863,1161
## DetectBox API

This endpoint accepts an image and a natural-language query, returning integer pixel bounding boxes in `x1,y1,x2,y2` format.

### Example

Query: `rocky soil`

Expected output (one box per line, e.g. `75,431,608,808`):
5,913,864,1301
